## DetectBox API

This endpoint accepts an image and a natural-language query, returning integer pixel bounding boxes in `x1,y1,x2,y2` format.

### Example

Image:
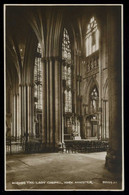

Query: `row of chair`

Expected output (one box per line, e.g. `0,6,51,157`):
64,140,109,153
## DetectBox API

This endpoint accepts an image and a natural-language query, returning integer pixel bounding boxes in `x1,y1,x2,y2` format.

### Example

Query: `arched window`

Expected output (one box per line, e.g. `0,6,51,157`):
86,17,99,57
62,28,71,64
34,43,42,138
89,86,99,113
62,28,72,113
62,28,81,140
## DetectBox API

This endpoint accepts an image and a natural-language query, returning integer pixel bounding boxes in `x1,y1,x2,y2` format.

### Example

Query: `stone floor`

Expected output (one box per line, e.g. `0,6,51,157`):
6,152,122,191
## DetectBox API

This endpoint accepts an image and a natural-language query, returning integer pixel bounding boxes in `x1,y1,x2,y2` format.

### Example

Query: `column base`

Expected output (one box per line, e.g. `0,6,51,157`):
54,142,66,153
105,149,122,174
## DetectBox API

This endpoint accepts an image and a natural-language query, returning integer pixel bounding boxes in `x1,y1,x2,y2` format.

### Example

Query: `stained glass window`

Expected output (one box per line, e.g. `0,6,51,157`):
86,17,99,57
34,43,42,138
62,28,72,113
34,43,42,110
62,28,71,64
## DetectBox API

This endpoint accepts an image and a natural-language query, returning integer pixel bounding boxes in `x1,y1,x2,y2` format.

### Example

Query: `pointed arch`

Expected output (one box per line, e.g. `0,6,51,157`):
85,77,99,105
23,30,38,85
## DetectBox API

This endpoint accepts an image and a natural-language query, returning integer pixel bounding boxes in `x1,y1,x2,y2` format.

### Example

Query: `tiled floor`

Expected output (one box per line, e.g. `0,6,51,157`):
6,152,122,190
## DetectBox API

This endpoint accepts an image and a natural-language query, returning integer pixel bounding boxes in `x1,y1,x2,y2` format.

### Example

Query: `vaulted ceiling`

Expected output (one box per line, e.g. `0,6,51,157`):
6,5,108,88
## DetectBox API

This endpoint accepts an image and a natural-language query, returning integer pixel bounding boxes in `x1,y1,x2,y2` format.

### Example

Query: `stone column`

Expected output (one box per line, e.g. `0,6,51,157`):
12,93,18,139
105,7,122,173
46,58,50,146
16,93,19,137
21,84,24,138
27,84,32,140
12,93,17,138
98,22,103,140
19,85,22,138
49,57,54,148
15,94,17,138
12,94,15,137
74,54,77,114
31,85,35,137
106,101,109,139
103,99,108,139
41,58,47,144
54,57,61,148
23,84,27,141
75,53,78,114
29,85,32,137
10,90,13,137
61,60,64,146
101,100,104,140
58,58,62,146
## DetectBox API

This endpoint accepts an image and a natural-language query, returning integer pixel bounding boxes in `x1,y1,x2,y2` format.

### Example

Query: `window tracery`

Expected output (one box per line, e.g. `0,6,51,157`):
62,28,72,113
34,43,42,138
86,17,99,57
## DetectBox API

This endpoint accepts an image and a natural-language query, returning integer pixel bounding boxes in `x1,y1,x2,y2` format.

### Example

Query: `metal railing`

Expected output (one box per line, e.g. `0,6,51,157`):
6,137,25,154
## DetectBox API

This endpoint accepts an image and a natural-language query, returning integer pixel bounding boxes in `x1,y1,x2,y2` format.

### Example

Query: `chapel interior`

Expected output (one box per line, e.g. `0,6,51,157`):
5,5,123,190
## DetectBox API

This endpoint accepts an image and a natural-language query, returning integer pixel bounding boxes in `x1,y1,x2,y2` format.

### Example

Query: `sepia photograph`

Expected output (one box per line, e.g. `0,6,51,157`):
4,4,124,191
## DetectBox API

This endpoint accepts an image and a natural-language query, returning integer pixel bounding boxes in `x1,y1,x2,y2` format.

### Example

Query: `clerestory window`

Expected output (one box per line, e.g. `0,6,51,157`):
86,17,99,57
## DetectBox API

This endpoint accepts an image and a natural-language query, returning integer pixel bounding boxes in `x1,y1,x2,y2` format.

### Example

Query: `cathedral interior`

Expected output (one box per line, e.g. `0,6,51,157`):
5,5,123,190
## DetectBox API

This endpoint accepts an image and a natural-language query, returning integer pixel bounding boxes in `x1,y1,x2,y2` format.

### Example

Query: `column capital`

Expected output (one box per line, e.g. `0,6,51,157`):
21,83,27,87
27,83,33,87
54,56,62,62
41,56,54,62
24,83,27,87
49,56,55,62
41,57,47,63
103,99,108,102
46,57,50,62
41,56,63,63
12,92,17,96
16,92,19,96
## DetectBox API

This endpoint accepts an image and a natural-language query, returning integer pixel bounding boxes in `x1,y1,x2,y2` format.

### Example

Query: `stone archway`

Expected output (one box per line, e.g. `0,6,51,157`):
83,77,99,139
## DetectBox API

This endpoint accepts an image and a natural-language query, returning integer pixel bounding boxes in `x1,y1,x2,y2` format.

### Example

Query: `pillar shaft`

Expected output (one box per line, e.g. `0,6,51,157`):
27,84,32,139
46,59,50,145
29,85,32,137
15,94,17,138
13,94,16,137
58,58,61,144
98,25,103,140
16,94,19,137
49,58,54,145
54,58,60,146
61,61,64,144
21,85,24,137
19,85,22,138
23,85,26,137
42,58,47,144
105,7,122,172
31,86,35,137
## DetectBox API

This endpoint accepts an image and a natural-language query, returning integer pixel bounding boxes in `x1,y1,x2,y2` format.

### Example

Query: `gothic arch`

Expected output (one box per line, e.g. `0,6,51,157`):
85,77,99,104
24,7,46,58
23,31,38,85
